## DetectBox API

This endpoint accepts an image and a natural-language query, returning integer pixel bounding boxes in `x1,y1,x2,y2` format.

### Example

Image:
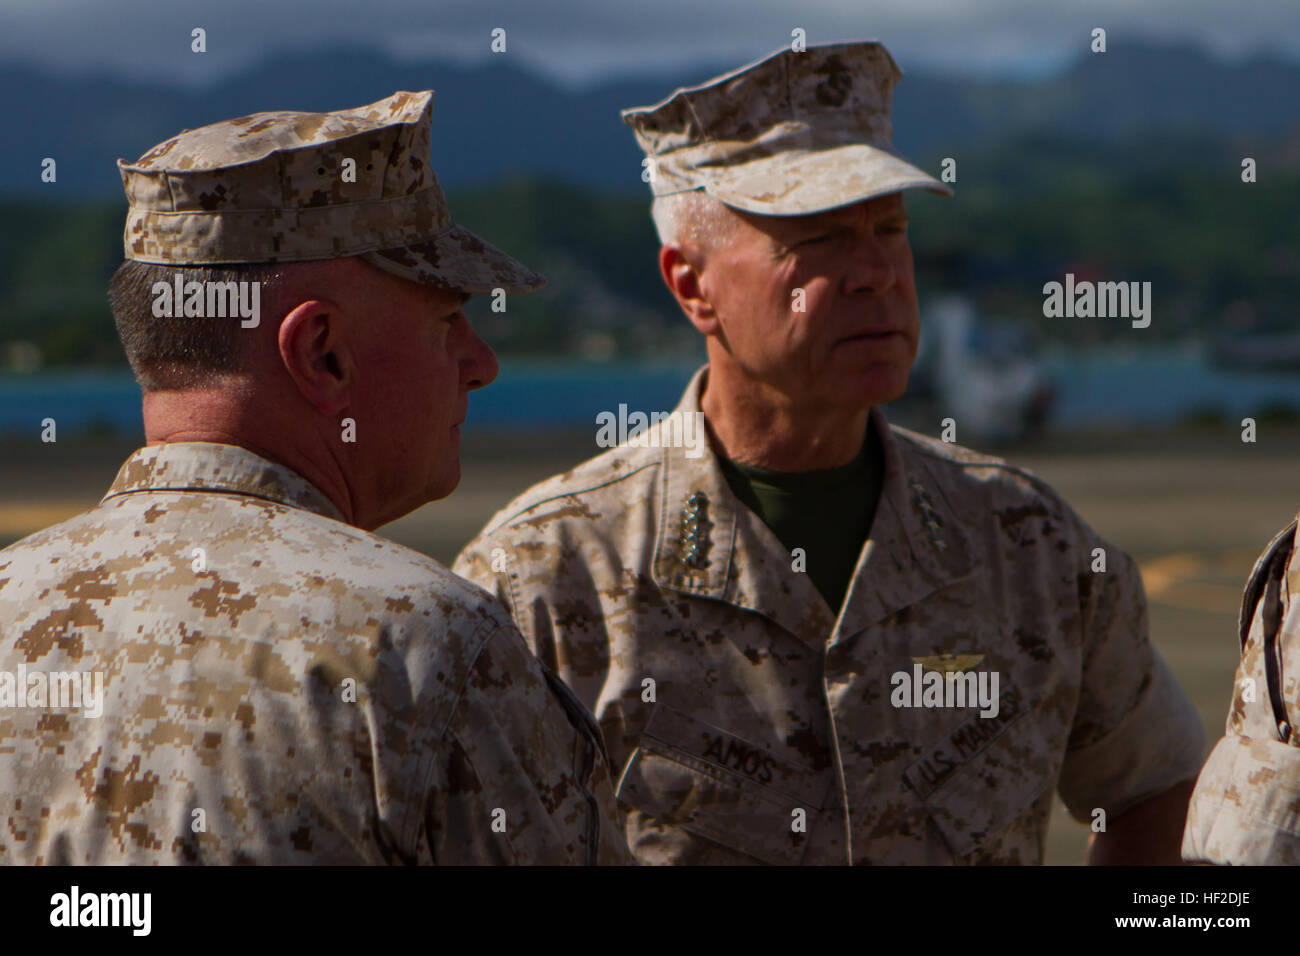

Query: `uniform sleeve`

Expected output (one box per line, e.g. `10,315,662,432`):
454,529,562,674
1183,525,1300,864
418,622,632,865
1056,531,1205,823
453,533,517,620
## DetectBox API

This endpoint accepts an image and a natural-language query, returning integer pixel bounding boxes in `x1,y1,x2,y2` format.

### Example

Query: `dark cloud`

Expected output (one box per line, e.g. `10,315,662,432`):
1,0,1297,87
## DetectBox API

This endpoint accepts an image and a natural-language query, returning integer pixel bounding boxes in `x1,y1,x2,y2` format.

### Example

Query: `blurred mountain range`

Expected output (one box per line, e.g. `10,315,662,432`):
2,37,1297,369
4,38,1299,198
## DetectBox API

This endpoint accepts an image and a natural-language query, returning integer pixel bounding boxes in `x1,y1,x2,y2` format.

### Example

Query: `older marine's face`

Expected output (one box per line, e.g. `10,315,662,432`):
702,193,919,410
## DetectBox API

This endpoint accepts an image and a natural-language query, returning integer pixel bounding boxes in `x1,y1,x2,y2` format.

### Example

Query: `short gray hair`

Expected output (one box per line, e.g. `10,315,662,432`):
650,190,737,249
108,260,285,391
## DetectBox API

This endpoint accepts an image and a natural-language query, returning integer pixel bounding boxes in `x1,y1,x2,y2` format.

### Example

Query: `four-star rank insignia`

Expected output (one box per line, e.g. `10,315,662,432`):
679,490,711,570
908,476,947,552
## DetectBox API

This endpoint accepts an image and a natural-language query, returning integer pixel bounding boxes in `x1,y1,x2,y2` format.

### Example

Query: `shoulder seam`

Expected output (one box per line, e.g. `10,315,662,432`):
893,430,1075,518
483,458,661,535
902,435,1044,484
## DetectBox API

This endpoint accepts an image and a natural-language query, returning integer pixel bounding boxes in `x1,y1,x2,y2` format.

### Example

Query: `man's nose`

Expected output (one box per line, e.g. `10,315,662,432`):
843,232,900,295
462,322,499,392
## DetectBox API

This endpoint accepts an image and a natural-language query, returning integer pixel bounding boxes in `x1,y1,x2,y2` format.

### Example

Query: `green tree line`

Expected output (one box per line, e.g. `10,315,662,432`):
1,137,1296,369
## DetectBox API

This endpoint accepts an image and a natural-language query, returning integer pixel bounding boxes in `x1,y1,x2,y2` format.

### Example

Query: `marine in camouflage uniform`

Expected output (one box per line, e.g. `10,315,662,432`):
1183,518,1300,863
0,91,629,865
455,43,1205,864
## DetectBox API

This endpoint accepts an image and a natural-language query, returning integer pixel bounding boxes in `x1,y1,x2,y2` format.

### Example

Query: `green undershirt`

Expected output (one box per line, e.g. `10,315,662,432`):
718,426,885,613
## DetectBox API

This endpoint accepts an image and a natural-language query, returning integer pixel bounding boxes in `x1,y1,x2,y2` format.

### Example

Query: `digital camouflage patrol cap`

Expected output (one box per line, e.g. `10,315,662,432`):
117,90,544,294
622,41,952,216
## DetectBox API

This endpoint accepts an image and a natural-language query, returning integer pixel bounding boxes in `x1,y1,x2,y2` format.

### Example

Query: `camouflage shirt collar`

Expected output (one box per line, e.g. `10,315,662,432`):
830,403,978,640
652,366,741,599
102,442,347,523
653,365,976,645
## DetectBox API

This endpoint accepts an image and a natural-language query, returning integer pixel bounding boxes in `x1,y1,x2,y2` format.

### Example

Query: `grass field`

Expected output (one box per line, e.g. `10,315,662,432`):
3,422,1295,865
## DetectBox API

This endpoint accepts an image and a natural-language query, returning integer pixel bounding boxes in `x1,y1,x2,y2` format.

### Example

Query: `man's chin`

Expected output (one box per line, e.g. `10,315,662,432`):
834,365,910,408
429,466,462,502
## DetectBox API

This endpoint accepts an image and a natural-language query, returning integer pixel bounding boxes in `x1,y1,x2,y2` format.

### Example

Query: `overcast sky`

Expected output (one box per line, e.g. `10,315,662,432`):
2,0,1297,88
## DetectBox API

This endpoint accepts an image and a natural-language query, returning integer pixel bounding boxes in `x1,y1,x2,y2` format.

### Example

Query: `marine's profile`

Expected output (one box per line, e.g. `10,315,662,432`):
0,91,629,865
